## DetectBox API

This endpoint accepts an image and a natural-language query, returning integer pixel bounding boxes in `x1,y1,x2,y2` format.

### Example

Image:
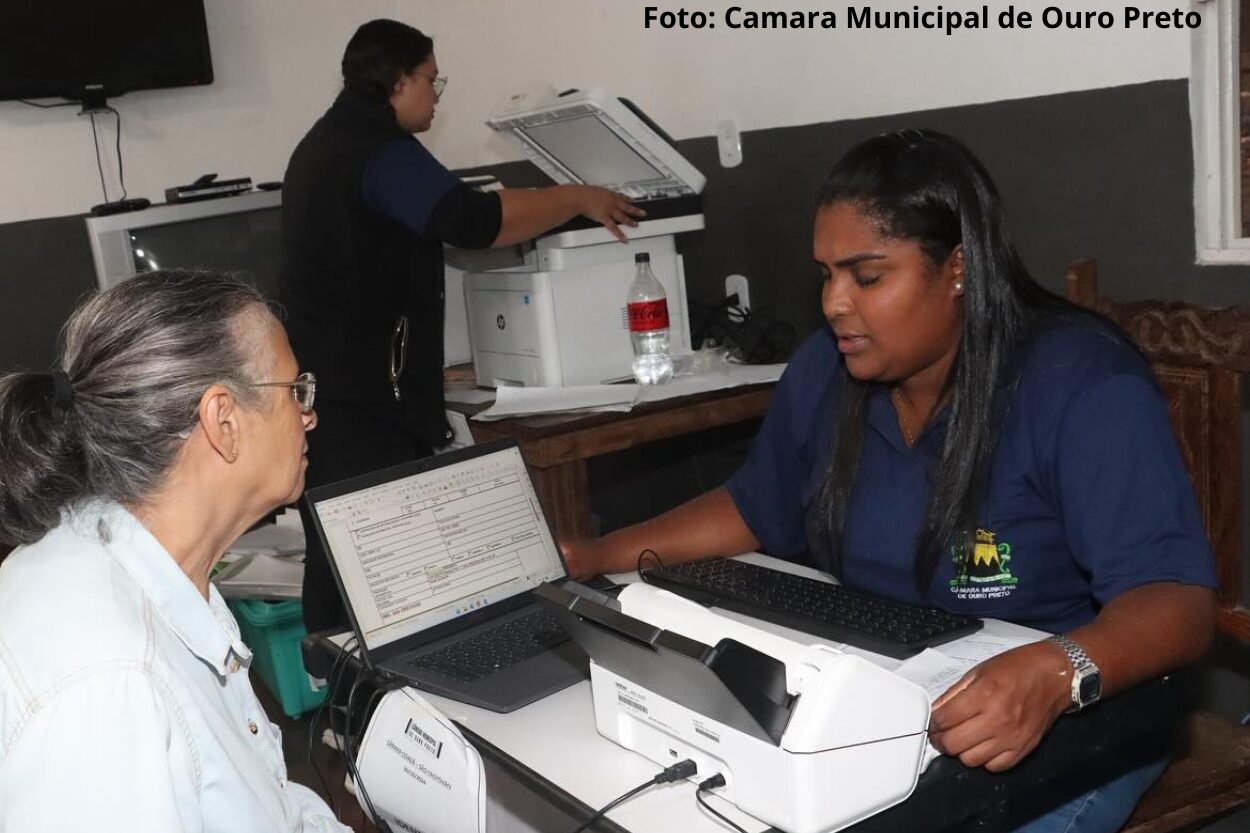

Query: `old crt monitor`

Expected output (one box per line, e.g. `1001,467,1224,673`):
84,190,283,298
460,88,705,387
84,190,474,366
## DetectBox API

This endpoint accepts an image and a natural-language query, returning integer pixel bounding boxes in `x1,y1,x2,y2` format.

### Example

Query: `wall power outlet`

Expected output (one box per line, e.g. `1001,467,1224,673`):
725,274,750,312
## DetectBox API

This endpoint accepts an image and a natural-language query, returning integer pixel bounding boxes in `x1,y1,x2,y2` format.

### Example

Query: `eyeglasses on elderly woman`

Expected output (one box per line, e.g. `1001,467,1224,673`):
248,371,316,414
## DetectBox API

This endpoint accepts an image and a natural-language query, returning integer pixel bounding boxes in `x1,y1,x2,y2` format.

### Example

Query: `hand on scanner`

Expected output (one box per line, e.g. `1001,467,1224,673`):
575,185,646,242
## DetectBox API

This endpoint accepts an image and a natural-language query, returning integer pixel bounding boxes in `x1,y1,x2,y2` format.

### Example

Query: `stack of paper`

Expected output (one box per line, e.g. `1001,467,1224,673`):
470,361,789,421
213,509,306,599
226,509,306,557
473,384,639,421
634,362,786,404
213,553,304,600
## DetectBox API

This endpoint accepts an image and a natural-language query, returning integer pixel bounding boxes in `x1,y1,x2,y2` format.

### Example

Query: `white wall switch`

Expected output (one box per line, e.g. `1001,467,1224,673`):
716,118,743,168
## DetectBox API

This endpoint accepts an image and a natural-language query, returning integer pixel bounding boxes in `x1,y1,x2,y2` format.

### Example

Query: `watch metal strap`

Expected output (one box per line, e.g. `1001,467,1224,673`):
1049,633,1098,711
1049,633,1094,670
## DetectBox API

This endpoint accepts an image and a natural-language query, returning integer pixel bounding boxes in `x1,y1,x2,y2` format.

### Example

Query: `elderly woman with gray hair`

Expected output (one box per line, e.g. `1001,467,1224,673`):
0,271,350,832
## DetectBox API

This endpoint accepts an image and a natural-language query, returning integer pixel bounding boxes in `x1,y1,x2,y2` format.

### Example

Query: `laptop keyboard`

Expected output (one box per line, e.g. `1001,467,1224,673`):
407,608,570,683
642,558,982,659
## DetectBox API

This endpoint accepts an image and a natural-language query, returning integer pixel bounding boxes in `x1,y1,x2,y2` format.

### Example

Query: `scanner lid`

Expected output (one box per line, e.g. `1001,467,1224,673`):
487,87,706,202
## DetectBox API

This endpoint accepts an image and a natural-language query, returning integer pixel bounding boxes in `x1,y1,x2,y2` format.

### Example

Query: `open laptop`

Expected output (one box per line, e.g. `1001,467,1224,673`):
304,438,587,713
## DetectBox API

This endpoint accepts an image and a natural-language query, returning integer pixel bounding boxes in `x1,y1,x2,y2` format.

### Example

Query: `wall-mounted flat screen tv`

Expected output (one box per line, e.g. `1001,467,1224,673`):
0,1,213,101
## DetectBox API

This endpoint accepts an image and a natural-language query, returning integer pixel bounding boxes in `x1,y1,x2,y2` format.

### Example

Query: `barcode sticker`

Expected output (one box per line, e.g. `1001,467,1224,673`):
617,693,649,714
694,725,721,743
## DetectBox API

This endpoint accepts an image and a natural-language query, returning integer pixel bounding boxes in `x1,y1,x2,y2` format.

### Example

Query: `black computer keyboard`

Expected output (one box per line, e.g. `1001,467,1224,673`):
408,608,570,683
641,558,981,659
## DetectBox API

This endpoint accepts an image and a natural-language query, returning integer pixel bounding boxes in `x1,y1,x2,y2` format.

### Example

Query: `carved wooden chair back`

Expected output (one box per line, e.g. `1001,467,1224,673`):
1065,258,1250,641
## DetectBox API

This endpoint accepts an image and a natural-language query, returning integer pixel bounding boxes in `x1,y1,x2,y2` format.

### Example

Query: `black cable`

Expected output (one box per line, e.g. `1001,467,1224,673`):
686,734,930,832
88,112,109,203
571,781,652,833
570,759,697,833
688,296,794,365
304,634,358,814
636,548,665,583
16,98,77,108
343,666,395,833
695,774,748,833
350,677,481,833
106,106,126,199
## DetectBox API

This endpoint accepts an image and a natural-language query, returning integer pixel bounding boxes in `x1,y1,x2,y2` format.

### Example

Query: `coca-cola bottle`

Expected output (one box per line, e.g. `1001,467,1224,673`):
626,252,673,384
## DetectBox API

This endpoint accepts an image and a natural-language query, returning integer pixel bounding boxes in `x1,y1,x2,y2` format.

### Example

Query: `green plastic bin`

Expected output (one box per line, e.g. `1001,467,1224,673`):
229,598,327,719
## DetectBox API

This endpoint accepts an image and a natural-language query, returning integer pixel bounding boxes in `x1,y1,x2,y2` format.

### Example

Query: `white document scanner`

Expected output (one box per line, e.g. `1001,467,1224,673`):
449,88,706,387
537,582,932,833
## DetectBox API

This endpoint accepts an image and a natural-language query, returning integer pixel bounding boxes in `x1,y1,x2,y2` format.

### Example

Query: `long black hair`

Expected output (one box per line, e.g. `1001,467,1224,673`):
341,19,434,104
812,129,1072,595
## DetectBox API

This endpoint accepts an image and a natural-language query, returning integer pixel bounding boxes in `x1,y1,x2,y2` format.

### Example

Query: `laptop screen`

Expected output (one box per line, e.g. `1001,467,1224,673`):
311,445,565,651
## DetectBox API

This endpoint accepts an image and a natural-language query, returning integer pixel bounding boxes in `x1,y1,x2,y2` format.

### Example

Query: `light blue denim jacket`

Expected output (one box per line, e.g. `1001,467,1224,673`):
0,501,349,832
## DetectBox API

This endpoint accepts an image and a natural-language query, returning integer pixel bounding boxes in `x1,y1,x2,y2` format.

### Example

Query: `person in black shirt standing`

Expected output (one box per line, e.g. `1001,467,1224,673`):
281,18,643,632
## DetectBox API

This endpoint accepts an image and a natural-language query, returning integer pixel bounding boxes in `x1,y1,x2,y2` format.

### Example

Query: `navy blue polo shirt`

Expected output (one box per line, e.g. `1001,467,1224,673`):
726,317,1217,634
362,138,502,246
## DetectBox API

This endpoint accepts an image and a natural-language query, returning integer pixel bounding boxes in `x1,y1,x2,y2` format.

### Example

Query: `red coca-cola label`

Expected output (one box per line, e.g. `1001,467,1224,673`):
627,299,670,332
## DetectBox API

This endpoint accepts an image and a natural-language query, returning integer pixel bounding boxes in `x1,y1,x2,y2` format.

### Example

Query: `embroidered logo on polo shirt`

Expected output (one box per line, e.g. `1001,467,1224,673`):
948,528,1018,601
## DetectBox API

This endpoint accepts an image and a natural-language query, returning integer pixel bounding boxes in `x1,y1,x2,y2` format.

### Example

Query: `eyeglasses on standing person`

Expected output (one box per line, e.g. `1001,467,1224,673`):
413,71,447,98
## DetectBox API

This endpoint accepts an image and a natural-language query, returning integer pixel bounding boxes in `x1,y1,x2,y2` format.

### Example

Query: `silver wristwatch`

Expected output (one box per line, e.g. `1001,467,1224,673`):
1048,634,1102,713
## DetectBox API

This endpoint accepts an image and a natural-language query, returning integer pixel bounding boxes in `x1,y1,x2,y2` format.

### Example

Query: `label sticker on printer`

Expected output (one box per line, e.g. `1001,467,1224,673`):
693,721,722,744
615,681,649,715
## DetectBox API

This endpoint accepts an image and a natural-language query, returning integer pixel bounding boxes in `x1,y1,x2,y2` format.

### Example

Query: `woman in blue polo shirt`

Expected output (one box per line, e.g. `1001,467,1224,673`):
563,129,1216,833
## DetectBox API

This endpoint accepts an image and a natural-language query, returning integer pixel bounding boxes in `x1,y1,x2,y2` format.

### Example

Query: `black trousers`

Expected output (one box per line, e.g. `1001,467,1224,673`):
298,399,431,633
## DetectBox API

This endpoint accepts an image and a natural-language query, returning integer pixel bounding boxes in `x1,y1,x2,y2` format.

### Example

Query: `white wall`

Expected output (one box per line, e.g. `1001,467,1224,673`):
0,0,1195,225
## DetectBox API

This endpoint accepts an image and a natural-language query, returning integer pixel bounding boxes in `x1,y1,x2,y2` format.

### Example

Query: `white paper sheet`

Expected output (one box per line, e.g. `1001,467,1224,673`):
633,362,786,403
443,388,497,406
440,410,476,452
212,553,304,599
469,364,786,420
226,509,306,556
894,649,972,703
472,384,638,421
355,689,487,833
895,622,1047,701
936,620,1048,667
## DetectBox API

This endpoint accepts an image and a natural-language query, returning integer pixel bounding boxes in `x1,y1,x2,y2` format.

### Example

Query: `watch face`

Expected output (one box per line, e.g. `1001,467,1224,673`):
1078,671,1102,703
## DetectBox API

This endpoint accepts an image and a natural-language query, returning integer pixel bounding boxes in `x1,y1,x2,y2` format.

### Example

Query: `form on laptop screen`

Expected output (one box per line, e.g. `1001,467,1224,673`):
313,446,565,651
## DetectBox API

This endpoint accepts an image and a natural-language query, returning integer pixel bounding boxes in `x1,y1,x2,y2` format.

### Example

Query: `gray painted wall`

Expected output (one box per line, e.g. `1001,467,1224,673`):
0,215,96,373
673,77,1250,341
6,79,1249,374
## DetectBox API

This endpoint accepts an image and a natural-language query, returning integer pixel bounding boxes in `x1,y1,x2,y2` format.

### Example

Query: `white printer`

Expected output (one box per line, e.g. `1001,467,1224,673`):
453,88,706,387
537,582,933,833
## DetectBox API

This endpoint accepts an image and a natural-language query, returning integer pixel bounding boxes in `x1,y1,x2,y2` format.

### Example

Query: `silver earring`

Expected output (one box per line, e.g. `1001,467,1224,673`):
954,281,964,293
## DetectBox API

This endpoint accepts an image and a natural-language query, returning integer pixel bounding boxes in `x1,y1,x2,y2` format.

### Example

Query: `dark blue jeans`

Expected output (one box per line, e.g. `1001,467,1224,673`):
1010,756,1169,833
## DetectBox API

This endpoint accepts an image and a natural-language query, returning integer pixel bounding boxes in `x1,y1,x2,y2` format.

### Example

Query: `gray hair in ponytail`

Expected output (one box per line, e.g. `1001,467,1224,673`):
0,270,277,546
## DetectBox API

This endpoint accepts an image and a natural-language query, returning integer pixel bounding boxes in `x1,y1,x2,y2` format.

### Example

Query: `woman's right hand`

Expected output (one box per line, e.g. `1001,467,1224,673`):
575,186,646,243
